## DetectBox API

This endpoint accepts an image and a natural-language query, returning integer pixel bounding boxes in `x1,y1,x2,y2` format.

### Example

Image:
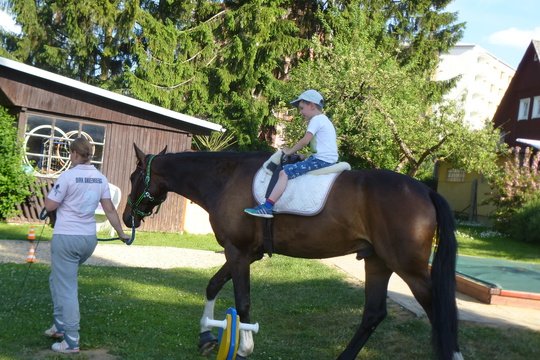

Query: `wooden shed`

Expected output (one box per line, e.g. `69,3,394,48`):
0,56,224,232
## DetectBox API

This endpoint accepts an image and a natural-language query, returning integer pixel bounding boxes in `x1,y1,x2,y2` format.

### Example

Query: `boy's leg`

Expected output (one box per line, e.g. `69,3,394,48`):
267,170,288,203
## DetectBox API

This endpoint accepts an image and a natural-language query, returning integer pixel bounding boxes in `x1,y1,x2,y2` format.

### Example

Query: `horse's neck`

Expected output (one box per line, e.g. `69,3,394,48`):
159,153,248,211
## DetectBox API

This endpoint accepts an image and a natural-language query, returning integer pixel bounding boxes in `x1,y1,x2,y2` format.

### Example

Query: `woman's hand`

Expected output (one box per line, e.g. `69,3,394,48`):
118,232,132,244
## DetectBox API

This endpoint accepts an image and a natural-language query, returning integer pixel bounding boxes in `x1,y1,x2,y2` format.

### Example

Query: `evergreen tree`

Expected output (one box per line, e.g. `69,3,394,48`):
0,0,138,86
363,0,465,73
2,0,500,176
125,0,307,150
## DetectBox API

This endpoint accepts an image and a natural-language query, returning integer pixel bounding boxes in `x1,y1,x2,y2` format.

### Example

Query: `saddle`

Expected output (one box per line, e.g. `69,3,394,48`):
253,151,350,256
254,150,350,216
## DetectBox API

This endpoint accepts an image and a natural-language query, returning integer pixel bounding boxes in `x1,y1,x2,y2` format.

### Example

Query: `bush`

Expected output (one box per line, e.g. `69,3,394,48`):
507,197,540,244
0,106,37,219
485,146,540,234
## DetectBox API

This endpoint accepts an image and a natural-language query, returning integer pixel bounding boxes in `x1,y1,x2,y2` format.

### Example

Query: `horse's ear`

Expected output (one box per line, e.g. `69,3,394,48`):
134,143,146,165
158,146,167,155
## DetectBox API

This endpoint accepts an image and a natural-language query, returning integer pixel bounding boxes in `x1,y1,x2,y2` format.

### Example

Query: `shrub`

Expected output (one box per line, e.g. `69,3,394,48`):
485,146,540,234
0,106,37,219
507,196,540,244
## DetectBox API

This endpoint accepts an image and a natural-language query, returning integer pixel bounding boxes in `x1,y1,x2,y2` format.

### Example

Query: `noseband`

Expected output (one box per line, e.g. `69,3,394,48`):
127,155,165,218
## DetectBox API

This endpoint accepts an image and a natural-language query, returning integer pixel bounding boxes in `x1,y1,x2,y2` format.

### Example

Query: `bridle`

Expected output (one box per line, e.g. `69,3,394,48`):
127,155,166,219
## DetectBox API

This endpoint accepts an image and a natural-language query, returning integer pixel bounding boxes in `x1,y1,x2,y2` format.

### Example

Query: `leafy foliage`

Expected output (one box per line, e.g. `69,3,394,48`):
0,107,38,219
284,3,499,177
192,131,237,152
485,147,540,237
507,196,540,244
0,0,502,178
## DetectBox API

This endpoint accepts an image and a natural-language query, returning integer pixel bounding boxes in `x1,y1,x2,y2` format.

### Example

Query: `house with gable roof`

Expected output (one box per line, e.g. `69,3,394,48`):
437,40,540,222
492,40,540,150
435,44,514,221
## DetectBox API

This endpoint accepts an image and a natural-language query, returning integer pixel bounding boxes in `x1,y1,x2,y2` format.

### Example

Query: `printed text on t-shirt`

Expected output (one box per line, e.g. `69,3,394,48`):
75,177,103,183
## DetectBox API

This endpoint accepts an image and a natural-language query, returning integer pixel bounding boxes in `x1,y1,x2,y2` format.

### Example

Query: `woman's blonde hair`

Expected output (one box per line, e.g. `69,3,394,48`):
69,137,93,162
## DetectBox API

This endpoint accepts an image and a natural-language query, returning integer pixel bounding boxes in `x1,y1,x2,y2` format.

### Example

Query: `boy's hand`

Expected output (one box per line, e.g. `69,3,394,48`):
282,147,293,156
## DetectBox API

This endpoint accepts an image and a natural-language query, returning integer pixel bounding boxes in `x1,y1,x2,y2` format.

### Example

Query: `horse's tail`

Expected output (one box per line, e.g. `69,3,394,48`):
429,191,459,360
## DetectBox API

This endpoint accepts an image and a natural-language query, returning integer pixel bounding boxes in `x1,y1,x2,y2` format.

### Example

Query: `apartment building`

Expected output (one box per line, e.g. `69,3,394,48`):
436,43,515,129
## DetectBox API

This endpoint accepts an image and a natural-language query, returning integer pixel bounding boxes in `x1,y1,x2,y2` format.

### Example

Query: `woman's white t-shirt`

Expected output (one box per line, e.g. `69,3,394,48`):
306,114,338,164
47,165,111,235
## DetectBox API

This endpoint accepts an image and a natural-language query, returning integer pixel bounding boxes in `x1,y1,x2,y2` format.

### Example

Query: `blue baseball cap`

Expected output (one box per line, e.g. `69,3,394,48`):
290,89,324,108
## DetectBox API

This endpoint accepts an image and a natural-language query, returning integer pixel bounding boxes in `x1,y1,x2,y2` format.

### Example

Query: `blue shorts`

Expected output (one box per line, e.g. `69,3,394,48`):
283,156,334,179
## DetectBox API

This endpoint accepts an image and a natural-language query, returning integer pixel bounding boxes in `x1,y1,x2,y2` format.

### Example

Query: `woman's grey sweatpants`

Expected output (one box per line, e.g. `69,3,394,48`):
50,234,97,339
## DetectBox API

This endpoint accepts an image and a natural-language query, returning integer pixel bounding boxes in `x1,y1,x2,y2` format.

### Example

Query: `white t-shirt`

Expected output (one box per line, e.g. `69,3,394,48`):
48,165,111,235
306,114,338,164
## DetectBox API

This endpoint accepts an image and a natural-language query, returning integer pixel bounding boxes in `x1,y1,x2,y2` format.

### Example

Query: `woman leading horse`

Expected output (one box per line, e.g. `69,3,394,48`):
122,144,463,360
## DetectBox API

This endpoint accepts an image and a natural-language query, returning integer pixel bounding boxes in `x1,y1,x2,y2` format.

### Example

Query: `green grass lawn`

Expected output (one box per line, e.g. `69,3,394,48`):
1,257,539,360
455,221,540,264
1,221,539,359
2,221,539,263
0,222,222,251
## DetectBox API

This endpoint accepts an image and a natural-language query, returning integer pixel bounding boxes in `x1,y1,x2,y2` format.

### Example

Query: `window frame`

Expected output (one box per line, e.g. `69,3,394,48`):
23,112,106,177
518,98,531,120
532,96,540,119
447,169,466,183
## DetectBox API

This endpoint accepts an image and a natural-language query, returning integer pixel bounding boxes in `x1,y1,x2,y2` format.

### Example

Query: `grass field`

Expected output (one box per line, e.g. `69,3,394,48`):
2,221,539,263
1,257,539,360
1,222,539,359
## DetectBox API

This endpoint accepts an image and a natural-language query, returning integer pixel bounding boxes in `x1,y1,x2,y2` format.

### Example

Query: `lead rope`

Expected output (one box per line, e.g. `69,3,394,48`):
5,210,135,332
39,208,136,245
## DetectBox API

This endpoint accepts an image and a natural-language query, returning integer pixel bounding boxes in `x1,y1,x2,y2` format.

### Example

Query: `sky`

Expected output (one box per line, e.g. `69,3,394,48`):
446,0,540,69
1,0,539,70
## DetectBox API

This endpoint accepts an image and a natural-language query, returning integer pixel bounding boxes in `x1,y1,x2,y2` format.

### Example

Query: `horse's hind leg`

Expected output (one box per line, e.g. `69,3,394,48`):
337,255,392,360
400,270,433,318
198,262,232,355
401,268,464,360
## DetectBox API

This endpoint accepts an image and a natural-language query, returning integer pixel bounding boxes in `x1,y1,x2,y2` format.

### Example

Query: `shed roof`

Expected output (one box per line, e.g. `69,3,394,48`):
0,56,224,133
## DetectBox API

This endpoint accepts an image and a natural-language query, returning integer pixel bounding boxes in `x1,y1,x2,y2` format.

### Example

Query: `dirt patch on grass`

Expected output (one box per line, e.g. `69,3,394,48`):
387,299,419,322
31,348,119,360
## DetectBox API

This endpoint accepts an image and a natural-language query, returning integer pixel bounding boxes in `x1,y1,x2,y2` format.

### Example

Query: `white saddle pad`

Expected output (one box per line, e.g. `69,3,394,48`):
252,164,348,216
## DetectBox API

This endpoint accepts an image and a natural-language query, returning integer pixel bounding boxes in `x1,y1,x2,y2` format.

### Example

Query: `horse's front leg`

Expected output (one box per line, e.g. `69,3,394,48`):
230,251,256,359
198,262,232,355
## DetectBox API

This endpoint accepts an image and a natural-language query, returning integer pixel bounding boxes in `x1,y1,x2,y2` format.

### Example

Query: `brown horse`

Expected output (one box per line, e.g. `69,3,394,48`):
122,144,463,360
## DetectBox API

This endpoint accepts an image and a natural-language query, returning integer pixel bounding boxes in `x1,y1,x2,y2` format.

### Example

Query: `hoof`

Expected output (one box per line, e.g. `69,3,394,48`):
198,331,218,356
236,355,246,360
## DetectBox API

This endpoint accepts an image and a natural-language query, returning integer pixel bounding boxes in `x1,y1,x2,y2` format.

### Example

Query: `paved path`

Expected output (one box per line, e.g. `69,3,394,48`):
2,240,539,332
323,254,540,332
0,240,226,269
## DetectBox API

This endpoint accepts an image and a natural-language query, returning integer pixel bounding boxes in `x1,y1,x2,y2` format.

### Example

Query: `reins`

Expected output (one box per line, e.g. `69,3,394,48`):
7,202,135,331
40,207,136,245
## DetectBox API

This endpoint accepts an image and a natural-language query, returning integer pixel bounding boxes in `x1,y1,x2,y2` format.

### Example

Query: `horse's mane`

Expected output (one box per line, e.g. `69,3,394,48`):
163,151,270,160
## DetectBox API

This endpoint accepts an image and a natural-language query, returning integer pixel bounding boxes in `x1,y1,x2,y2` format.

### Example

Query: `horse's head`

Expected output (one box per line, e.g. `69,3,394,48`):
123,144,168,228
